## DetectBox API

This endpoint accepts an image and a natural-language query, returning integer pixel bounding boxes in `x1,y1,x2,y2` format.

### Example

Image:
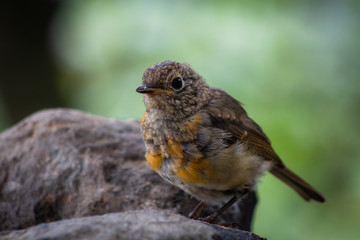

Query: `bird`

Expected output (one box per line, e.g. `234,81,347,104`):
136,60,325,223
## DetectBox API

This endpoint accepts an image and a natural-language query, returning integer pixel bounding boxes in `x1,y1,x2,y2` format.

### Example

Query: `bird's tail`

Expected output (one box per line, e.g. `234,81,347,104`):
270,166,325,202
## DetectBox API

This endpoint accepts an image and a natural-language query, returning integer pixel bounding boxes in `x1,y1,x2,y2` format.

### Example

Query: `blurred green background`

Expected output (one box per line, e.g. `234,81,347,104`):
1,0,359,239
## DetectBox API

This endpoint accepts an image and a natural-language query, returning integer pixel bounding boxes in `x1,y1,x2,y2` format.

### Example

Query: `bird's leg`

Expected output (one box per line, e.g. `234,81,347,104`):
188,201,206,218
201,189,249,223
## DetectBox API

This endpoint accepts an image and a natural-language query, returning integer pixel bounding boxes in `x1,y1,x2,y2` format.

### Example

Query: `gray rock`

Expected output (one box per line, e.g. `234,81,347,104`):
0,109,263,239
0,210,263,240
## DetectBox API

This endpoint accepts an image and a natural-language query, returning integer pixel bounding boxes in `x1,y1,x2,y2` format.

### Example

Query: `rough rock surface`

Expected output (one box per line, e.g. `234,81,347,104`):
0,109,263,239
0,210,261,240
0,210,264,240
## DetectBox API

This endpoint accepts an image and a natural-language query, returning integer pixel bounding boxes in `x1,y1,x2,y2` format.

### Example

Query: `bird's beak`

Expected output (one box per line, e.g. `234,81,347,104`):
136,85,170,95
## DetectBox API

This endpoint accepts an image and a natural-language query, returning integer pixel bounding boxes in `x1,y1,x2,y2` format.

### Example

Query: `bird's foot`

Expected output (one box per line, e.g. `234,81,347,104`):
191,216,243,229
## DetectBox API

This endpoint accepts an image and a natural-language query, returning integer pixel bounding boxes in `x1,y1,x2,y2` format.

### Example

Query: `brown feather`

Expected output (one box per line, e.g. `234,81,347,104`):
206,88,325,202
270,166,325,202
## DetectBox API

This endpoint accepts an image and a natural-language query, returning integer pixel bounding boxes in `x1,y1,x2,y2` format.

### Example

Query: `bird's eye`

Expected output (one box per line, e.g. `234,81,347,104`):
171,77,183,90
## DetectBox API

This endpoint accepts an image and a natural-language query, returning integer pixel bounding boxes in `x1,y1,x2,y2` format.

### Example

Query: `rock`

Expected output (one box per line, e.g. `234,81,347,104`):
0,109,262,239
0,210,264,240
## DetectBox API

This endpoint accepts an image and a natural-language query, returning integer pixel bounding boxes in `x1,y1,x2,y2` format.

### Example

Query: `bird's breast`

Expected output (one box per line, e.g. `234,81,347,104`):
141,110,203,148
141,110,206,179
141,110,270,191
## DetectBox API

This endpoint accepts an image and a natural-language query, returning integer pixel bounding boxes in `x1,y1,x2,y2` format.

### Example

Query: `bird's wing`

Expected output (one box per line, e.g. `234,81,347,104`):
201,89,325,202
203,88,284,167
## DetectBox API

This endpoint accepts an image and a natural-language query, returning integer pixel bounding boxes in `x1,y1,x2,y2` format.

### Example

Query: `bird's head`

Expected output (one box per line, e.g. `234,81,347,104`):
136,61,211,117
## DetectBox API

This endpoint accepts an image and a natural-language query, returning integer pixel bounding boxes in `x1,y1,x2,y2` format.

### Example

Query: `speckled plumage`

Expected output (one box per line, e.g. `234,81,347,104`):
137,61,325,207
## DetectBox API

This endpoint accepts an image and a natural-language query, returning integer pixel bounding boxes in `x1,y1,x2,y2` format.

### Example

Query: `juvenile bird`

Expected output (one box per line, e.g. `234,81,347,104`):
136,61,325,222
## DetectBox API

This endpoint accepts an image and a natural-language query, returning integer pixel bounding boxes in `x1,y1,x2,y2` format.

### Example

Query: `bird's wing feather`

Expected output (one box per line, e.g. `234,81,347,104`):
203,88,284,167
200,89,325,202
